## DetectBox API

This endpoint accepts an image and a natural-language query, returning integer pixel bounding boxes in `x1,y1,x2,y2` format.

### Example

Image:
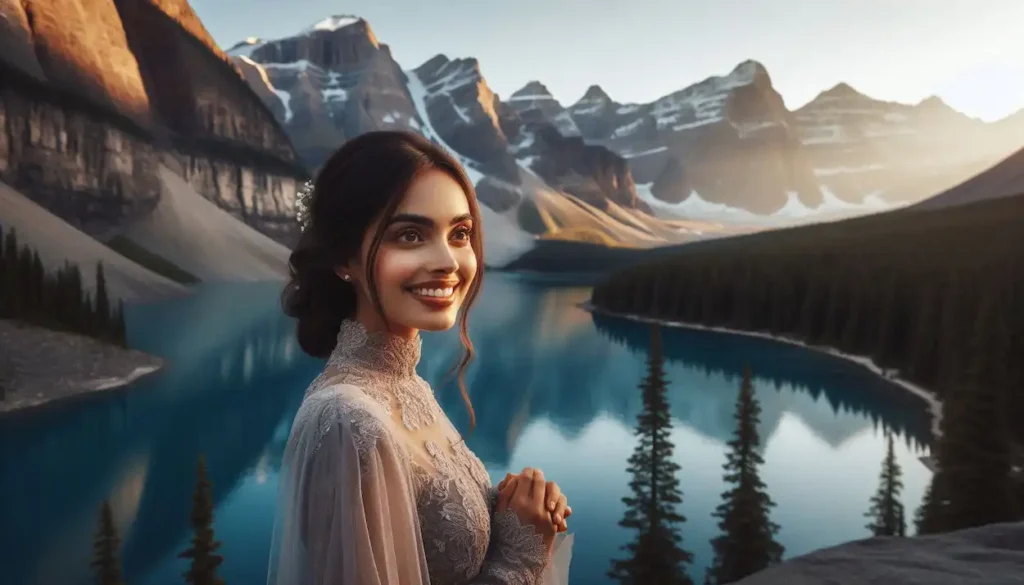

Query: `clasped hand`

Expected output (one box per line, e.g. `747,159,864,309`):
495,467,572,546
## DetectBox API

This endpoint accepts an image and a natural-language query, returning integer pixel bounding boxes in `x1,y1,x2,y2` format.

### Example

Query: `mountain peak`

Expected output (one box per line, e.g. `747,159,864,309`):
731,59,770,84
580,84,611,103
823,82,865,99
226,37,263,57
303,15,364,34
512,81,554,99
918,94,950,109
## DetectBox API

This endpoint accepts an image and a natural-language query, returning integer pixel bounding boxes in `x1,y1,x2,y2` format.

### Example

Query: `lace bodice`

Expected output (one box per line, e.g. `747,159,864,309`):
292,319,549,585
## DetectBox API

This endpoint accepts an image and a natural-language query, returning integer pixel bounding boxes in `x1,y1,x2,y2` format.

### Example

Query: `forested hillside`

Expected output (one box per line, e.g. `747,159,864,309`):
591,194,1024,443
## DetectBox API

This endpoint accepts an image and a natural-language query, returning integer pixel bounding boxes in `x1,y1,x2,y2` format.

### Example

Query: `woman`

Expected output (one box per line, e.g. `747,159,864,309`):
269,131,574,585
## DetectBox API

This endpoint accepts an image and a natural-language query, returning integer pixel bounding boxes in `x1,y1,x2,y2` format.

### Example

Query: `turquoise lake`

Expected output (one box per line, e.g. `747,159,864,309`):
0,273,935,585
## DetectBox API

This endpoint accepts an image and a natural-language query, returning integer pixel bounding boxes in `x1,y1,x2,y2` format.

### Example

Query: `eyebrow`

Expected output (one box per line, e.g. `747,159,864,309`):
386,213,473,228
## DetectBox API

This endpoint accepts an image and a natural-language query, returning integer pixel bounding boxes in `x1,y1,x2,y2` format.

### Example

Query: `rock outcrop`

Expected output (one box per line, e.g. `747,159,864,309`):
736,521,1024,585
230,16,419,172
0,0,306,244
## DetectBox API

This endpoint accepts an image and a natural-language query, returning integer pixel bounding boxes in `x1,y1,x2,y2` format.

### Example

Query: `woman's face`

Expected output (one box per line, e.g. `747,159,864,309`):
344,169,479,338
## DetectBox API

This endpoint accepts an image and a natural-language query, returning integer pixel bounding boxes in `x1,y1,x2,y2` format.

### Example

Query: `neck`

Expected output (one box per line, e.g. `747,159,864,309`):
353,307,418,341
330,318,421,379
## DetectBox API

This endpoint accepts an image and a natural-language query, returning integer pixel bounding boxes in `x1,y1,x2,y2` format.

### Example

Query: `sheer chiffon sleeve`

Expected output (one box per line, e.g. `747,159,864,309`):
267,389,431,585
267,385,572,585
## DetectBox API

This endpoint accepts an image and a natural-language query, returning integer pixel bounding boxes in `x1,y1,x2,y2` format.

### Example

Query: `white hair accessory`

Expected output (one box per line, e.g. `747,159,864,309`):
295,179,315,232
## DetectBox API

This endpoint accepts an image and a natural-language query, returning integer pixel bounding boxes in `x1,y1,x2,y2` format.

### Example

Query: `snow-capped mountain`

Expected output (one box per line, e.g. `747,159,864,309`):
227,16,730,267
226,13,1023,243
793,83,1023,205
519,61,826,215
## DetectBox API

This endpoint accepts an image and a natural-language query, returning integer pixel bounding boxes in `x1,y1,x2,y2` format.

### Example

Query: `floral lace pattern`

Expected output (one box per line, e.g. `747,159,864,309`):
301,319,549,585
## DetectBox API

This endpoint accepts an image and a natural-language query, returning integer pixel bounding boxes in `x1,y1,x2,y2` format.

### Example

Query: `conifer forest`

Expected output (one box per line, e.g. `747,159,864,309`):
593,195,1024,557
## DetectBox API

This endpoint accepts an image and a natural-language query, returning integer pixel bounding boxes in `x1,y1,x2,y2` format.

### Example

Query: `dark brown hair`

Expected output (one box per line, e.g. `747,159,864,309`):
281,131,484,428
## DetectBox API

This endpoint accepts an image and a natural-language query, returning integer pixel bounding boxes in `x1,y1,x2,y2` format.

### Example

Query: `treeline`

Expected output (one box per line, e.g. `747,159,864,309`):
590,313,934,449
594,194,1024,550
610,326,911,585
92,455,223,585
0,223,127,346
591,196,1024,439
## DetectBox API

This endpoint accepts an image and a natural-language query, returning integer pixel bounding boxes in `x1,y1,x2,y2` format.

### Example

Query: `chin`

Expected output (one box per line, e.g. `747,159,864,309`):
409,311,459,332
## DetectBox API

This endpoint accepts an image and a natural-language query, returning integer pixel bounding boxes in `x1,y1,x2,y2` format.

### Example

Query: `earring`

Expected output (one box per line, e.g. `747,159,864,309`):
341,274,351,281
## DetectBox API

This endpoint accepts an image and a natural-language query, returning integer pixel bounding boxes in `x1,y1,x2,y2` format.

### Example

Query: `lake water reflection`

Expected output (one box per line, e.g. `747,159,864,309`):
0,274,933,585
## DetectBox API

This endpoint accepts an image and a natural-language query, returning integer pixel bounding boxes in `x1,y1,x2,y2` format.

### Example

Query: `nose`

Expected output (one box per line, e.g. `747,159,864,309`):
427,238,459,274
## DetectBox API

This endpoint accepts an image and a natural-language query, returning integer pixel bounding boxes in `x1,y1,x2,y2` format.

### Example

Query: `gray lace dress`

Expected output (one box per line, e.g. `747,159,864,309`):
267,320,573,585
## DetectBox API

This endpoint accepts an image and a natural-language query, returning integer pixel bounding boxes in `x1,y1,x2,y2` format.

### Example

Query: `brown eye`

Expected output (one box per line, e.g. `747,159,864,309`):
451,226,473,242
397,228,423,243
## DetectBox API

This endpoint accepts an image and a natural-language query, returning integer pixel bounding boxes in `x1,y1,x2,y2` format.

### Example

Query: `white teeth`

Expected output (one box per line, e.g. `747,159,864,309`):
411,287,455,298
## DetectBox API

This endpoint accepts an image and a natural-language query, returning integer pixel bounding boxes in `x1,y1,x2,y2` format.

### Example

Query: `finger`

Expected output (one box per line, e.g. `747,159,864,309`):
513,468,535,500
497,473,513,490
556,515,568,533
564,505,572,519
531,468,546,500
545,481,562,513
496,483,514,513
500,477,517,495
551,494,569,526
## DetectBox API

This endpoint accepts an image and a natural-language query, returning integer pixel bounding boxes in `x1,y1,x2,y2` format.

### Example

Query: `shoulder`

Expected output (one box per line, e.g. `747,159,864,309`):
291,383,395,465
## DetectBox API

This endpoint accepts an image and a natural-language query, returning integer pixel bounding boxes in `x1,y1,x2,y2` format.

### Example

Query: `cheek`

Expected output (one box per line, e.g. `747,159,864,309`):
374,249,421,288
456,247,478,279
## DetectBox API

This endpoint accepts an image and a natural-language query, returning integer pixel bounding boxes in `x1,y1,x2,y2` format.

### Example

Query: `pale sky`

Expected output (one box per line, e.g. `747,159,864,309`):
191,0,1024,122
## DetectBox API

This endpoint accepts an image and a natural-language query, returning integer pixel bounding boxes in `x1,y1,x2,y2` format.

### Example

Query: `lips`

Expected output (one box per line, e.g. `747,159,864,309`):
405,280,460,302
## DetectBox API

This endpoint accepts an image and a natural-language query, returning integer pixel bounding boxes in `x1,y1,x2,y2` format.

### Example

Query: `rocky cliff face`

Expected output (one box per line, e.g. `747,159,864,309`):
506,81,581,136
230,16,420,172
0,0,305,243
792,83,1019,204
0,80,161,235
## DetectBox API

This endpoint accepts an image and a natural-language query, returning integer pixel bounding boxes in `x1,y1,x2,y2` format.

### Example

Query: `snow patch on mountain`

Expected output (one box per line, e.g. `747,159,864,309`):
304,15,362,33
405,68,537,268
507,81,581,136
649,60,761,132
635,183,890,226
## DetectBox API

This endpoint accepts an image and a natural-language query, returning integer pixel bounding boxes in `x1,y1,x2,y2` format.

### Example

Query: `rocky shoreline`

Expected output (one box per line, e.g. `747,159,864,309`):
0,320,164,414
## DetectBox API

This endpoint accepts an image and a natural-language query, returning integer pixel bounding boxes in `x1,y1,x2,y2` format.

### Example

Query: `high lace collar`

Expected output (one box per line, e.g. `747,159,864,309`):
329,319,422,379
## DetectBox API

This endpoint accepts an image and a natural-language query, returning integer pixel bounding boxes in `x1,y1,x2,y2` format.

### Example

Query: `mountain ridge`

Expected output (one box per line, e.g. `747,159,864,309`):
222,12,1024,268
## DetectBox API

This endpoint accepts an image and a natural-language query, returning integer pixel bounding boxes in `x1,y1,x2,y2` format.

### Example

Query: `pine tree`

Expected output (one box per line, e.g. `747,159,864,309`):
609,325,694,585
865,433,906,536
114,299,128,347
91,500,125,585
0,223,7,318
95,261,110,338
914,477,941,535
706,366,784,585
926,283,1017,533
179,455,224,585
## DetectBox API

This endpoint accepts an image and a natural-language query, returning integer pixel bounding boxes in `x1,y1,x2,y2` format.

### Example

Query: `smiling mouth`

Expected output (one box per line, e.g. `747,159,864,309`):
407,286,456,299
